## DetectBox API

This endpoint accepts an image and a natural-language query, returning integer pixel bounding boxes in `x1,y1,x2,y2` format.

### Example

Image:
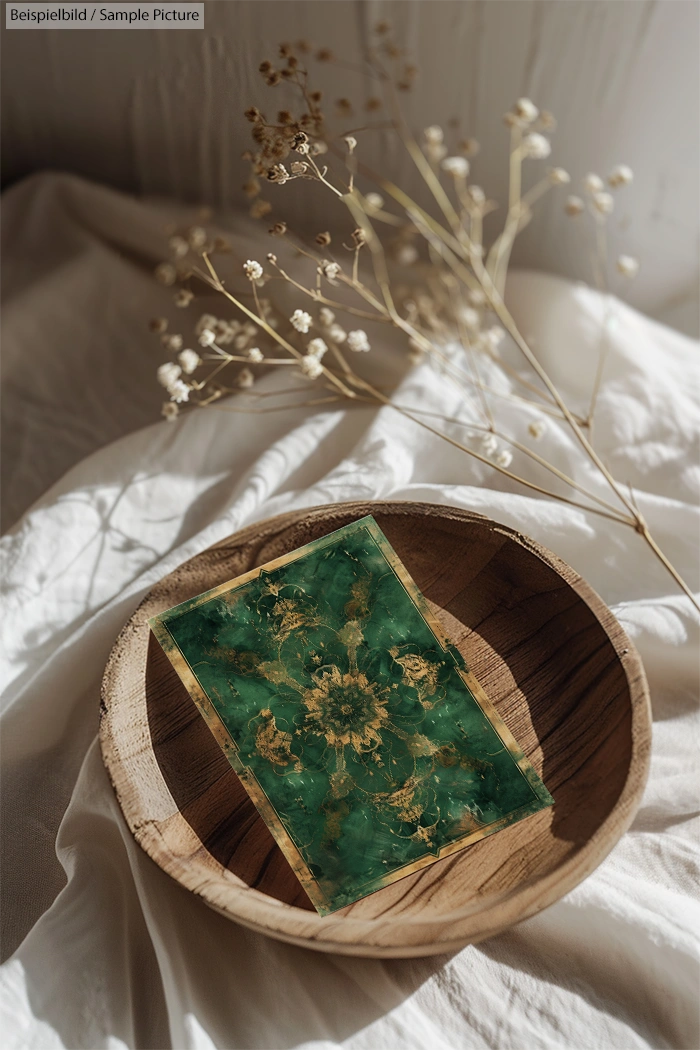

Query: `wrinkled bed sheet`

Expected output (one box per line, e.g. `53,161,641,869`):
1,174,698,1050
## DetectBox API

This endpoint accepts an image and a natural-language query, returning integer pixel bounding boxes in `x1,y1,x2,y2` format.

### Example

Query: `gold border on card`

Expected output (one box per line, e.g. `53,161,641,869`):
149,515,553,916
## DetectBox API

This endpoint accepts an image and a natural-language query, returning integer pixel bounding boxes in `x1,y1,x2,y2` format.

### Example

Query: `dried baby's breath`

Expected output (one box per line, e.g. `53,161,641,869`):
565,195,585,216
290,309,312,333
244,260,264,280
144,37,696,609
616,255,639,278
347,330,371,353
608,165,633,188
178,348,201,374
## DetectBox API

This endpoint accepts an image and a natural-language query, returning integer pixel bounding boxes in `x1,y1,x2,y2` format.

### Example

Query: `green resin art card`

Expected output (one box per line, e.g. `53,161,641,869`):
150,515,553,915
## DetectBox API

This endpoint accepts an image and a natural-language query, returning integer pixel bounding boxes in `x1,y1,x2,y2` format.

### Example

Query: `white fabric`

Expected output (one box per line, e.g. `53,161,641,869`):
1,174,698,1049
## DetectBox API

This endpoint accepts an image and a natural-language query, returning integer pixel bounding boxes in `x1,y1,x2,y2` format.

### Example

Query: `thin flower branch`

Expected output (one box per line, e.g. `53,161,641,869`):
146,31,695,610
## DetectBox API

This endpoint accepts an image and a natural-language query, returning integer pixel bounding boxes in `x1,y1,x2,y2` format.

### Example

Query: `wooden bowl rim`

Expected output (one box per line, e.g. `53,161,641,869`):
100,500,651,954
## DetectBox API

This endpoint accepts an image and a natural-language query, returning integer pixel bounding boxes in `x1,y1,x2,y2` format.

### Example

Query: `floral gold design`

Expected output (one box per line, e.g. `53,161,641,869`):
302,666,389,753
151,516,554,915
255,709,302,771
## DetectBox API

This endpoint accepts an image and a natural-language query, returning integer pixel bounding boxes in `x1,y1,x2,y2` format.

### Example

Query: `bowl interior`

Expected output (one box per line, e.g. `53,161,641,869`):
143,506,635,924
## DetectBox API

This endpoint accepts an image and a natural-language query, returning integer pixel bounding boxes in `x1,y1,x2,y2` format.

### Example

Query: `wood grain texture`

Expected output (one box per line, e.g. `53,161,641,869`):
99,501,651,957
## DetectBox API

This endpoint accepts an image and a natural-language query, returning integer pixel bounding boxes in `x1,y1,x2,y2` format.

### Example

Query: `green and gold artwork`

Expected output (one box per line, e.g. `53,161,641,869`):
150,516,553,915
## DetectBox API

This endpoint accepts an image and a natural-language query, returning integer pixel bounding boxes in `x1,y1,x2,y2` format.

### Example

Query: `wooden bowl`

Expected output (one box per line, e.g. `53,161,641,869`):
100,501,651,957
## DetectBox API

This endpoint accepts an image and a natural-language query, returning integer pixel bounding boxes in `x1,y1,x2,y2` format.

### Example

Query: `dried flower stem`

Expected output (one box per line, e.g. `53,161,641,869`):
586,214,612,433
149,39,696,609
198,254,358,401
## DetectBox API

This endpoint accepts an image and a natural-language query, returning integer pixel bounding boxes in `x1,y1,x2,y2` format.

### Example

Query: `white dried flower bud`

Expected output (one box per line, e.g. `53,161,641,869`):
157,362,182,389
459,306,480,330
496,449,513,468
162,402,179,421
162,333,183,353
195,313,218,335
593,192,614,215
247,347,264,362
238,367,255,389
616,255,639,278
290,309,312,333
396,244,418,266
347,329,371,352
244,260,264,280
441,156,470,178
217,321,238,344
319,260,341,281
514,98,539,124
484,326,505,351
168,378,190,403
344,135,357,152
425,142,447,163
480,433,498,456
328,323,347,344
522,133,551,159
364,192,384,210
318,307,335,327
468,185,486,206
174,288,194,308
311,141,328,156
423,125,444,144
528,420,546,440
565,195,585,217
198,328,216,347
169,236,189,259
584,173,604,193
307,337,328,359
608,164,633,189
300,354,324,379
548,167,570,185
178,348,201,374
155,262,178,286
187,226,207,250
